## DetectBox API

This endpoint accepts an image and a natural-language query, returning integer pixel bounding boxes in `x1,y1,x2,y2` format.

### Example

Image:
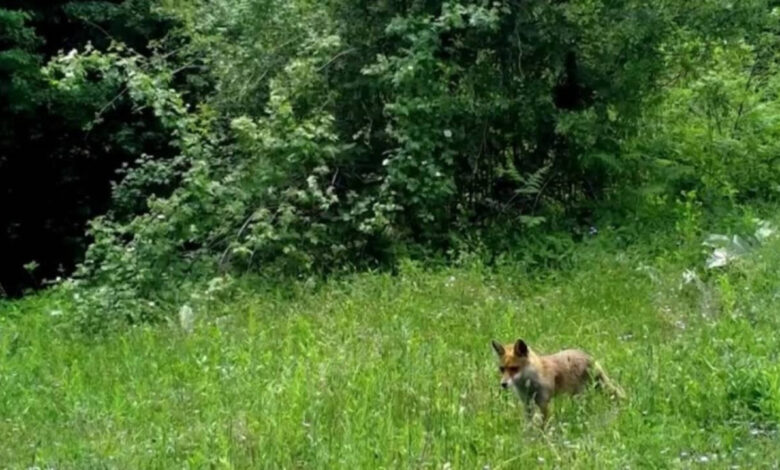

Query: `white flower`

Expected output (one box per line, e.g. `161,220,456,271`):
682,269,698,284
755,220,776,241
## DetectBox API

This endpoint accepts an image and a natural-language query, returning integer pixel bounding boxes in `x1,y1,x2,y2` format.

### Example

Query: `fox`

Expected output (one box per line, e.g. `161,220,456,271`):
491,338,625,424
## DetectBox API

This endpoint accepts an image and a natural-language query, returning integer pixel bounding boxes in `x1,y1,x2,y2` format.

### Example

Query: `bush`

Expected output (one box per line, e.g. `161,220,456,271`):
38,0,780,328
627,39,780,207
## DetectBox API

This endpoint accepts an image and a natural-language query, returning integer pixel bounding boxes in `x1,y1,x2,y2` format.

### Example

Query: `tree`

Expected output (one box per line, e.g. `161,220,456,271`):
0,1,175,296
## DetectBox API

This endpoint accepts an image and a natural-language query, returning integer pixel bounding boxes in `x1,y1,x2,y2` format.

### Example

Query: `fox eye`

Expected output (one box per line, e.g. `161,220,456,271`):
507,367,519,375
498,366,506,373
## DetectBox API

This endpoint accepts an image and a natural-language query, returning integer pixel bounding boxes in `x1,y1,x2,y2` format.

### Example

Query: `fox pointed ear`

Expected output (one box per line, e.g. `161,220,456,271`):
514,339,528,357
491,340,505,356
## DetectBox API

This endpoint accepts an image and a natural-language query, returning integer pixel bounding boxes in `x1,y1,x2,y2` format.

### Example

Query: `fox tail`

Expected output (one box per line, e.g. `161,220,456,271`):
593,361,626,400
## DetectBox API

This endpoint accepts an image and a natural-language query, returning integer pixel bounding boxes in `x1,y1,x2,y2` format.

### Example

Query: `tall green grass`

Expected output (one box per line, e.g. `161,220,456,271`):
2,233,780,468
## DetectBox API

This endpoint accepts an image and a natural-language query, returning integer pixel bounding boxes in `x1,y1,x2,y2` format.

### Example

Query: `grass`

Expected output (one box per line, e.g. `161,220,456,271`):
2,231,780,468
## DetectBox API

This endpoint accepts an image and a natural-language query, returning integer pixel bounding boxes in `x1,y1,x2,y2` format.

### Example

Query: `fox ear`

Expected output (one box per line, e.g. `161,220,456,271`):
491,340,505,356
514,339,528,357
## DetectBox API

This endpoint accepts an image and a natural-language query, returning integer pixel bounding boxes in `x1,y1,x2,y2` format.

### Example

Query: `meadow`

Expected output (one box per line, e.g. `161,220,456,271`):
2,229,779,469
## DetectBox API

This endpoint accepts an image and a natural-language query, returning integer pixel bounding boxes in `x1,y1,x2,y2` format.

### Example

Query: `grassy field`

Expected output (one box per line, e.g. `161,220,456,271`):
2,233,780,468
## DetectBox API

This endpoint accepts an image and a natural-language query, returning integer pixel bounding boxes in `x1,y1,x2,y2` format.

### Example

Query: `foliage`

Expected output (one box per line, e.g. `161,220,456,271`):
0,1,176,296
626,34,780,208
3,1,780,330
45,34,376,329
31,0,775,327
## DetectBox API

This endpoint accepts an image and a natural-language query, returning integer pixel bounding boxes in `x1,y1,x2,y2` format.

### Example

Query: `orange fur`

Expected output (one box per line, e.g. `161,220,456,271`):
491,339,624,424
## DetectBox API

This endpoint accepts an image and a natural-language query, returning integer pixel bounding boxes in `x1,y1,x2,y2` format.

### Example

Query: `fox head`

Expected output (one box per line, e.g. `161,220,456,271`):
491,339,529,389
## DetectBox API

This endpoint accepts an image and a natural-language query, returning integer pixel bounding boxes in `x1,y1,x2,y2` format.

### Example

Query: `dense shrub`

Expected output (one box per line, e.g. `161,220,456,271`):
18,0,779,327
625,33,780,207
0,1,176,296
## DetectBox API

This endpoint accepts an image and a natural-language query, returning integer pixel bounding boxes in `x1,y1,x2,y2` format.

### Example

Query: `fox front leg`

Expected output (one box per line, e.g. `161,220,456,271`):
523,395,535,422
534,392,551,426
538,402,550,426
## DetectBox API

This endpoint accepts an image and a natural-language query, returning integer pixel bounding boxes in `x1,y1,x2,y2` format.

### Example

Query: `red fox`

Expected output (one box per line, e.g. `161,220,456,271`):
491,339,625,423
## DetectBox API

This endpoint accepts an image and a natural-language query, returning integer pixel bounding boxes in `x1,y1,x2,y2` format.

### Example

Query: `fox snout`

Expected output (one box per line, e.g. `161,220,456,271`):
500,378,511,389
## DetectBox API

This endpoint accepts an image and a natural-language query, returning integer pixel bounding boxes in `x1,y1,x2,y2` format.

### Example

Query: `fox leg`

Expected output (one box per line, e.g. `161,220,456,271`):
523,396,535,422
534,392,551,425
